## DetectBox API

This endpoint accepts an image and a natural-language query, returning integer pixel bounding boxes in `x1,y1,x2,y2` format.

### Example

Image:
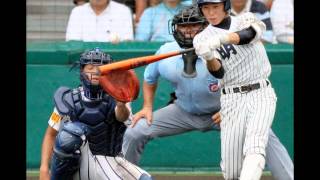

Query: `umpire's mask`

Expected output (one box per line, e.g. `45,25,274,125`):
171,5,208,78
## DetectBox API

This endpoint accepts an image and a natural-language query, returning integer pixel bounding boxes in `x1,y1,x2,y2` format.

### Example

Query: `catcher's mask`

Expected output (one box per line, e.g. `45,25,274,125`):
170,6,208,78
76,47,113,100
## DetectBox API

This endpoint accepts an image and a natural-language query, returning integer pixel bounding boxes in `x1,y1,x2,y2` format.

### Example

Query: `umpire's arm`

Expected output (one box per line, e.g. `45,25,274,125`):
130,81,157,127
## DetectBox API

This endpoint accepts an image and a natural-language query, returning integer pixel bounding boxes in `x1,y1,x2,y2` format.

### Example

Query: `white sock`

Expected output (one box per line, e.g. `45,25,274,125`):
240,154,266,180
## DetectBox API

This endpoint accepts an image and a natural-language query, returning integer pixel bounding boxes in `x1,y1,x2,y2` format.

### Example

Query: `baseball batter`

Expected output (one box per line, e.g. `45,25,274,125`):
193,0,293,179
123,5,293,180
39,48,152,180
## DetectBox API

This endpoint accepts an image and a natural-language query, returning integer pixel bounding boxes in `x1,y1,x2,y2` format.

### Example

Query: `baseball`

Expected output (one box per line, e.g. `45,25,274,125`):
110,33,120,44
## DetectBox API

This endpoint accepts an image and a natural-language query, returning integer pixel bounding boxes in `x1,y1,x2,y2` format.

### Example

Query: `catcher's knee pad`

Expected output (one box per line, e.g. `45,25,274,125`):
50,121,89,180
139,173,153,180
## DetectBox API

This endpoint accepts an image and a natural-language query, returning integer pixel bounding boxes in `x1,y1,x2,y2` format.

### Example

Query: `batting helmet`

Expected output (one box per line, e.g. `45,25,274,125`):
171,6,208,48
79,48,113,100
197,0,231,12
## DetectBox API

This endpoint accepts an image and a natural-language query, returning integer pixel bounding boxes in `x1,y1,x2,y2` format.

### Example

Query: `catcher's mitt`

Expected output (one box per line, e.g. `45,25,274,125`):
99,70,140,102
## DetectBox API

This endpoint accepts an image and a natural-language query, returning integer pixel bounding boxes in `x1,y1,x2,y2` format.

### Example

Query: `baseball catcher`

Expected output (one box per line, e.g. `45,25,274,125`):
39,48,152,180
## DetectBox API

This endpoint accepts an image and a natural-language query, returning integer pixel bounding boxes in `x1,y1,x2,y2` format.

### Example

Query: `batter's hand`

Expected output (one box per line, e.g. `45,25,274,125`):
212,111,221,125
207,36,223,50
193,37,222,61
131,107,153,128
194,42,215,60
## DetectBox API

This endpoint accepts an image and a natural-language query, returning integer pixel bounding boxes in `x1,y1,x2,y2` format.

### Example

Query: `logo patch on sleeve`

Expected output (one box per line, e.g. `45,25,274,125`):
207,78,220,92
50,111,61,123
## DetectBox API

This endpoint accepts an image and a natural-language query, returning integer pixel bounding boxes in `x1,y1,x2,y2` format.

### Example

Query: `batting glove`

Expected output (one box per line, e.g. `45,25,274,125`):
194,33,229,61
208,34,231,48
207,36,222,50
194,43,215,60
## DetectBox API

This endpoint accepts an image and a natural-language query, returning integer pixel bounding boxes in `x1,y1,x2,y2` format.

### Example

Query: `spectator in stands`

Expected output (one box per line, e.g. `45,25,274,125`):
135,0,186,42
66,0,134,43
270,0,293,44
135,0,194,24
182,0,195,6
135,0,160,24
73,0,89,6
113,0,135,13
256,0,273,10
230,0,275,43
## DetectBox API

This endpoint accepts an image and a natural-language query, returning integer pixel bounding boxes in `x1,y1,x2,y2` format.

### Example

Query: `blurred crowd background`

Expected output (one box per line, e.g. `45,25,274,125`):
26,0,293,44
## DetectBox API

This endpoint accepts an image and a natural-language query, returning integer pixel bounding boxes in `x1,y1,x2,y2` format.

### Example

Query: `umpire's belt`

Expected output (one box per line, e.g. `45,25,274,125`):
222,80,270,94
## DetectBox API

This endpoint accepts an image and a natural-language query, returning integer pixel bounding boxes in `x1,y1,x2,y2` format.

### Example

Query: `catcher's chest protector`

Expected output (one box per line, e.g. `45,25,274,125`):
54,87,127,156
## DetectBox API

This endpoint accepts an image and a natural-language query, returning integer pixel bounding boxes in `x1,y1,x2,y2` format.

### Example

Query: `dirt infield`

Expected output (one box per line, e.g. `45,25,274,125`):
27,175,273,180
27,172,274,180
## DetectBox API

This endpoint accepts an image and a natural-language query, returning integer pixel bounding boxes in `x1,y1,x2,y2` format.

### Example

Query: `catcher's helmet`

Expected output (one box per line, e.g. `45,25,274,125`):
197,0,231,12
171,6,208,48
79,47,113,69
79,48,113,100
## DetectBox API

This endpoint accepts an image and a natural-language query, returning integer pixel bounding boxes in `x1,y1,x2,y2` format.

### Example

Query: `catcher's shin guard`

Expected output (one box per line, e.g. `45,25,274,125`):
50,121,88,180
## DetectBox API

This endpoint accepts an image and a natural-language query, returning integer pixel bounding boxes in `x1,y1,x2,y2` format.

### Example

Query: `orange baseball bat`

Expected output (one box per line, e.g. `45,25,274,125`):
98,48,195,75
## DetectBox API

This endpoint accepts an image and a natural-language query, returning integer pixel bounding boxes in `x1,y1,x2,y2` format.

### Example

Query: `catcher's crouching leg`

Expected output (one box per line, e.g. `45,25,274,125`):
50,121,89,180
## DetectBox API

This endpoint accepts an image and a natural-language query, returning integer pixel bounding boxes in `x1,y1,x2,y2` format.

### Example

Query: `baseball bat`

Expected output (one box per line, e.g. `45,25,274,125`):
98,48,195,75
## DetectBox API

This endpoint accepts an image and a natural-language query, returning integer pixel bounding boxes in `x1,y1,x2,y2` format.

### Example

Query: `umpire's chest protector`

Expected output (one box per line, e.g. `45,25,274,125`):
54,87,127,156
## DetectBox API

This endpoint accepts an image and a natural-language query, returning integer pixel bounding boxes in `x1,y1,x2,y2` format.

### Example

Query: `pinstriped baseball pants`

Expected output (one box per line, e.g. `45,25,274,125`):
220,85,277,179
72,142,151,180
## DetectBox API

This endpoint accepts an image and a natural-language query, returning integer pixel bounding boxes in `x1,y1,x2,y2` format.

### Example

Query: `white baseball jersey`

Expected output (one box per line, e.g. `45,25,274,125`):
194,12,271,87
48,92,149,180
194,12,278,179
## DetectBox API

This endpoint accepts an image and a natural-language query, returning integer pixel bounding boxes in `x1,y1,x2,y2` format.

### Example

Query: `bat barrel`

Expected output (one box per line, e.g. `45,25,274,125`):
98,47,196,75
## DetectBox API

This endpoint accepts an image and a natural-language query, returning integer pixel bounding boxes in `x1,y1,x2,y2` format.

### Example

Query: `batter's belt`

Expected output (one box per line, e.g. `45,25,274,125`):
222,79,270,94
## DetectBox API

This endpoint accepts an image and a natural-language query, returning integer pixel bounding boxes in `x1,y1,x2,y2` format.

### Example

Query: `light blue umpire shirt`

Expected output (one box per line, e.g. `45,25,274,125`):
144,41,221,115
